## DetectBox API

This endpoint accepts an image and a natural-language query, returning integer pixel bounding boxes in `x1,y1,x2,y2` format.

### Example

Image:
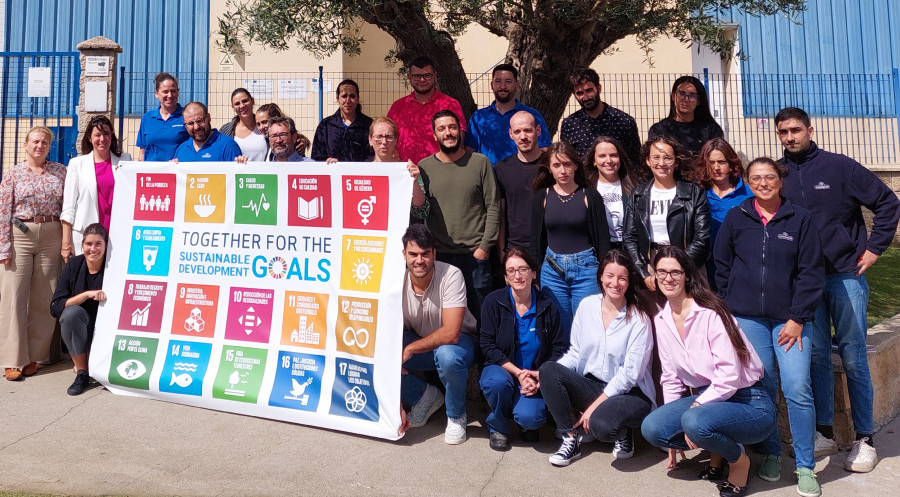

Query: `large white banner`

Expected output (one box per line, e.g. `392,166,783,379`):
90,161,412,440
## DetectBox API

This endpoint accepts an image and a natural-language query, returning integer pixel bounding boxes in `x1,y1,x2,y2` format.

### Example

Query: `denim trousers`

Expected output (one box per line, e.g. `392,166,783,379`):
437,252,492,323
400,330,476,419
641,384,776,463
810,272,873,435
479,364,547,435
539,361,652,441
736,316,815,470
540,247,599,334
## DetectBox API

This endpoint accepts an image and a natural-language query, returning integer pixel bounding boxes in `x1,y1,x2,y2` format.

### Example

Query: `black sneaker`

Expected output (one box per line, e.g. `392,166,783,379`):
67,370,90,396
520,429,539,444
613,426,635,459
549,434,581,466
489,431,511,451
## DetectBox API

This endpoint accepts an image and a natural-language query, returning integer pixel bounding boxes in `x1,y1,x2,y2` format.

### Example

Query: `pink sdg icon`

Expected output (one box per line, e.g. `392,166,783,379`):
224,287,274,344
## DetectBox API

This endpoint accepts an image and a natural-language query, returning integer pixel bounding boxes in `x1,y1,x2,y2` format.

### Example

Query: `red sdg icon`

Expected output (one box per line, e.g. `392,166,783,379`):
134,173,176,222
342,176,389,230
288,175,332,228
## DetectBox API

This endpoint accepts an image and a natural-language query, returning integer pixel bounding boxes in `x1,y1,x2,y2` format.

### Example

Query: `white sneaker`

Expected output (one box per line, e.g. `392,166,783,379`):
813,431,838,458
549,434,582,466
844,437,878,472
407,384,444,428
445,414,467,445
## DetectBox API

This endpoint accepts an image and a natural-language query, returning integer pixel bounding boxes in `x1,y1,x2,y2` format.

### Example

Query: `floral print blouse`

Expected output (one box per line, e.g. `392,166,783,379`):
0,161,66,259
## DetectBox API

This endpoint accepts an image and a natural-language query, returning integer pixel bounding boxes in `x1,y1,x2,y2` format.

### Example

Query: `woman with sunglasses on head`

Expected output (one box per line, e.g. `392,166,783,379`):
529,141,610,334
648,76,724,157
0,126,66,381
61,116,130,261
623,137,710,294
479,247,567,452
540,249,656,466
136,72,188,161
714,157,825,497
641,246,775,497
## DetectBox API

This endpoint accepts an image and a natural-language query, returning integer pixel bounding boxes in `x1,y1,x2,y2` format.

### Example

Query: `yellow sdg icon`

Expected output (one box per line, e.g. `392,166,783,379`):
339,235,386,293
184,174,226,223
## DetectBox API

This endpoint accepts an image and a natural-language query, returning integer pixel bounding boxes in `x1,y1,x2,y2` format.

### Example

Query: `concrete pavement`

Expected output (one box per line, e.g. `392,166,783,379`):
2,361,899,496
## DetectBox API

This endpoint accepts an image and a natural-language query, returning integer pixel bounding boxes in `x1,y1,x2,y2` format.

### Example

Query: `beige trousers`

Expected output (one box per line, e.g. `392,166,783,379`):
0,221,62,368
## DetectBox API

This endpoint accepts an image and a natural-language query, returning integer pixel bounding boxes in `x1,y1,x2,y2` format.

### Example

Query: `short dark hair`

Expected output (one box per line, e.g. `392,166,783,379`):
230,87,252,101
268,116,297,135
409,56,435,71
256,103,284,118
154,72,178,91
80,115,122,156
492,63,518,80
747,156,788,179
336,79,359,97
775,107,811,128
569,68,600,90
402,224,436,251
82,222,109,245
431,109,459,131
502,246,539,272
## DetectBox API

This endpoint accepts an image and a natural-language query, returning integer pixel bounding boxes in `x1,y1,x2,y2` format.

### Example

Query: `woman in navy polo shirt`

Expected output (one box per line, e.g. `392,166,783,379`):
479,247,567,451
136,73,188,161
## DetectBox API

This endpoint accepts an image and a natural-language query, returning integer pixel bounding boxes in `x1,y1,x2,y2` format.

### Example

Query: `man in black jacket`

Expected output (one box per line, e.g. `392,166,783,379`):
776,107,900,473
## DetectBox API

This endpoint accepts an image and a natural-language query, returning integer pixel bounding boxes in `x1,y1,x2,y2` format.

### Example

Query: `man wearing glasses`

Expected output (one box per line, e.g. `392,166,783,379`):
173,102,242,162
387,56,467,163
266,117,314,163
465,64,552,165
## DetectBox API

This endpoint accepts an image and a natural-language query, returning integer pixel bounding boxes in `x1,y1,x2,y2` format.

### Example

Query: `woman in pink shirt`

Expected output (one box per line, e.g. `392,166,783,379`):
641,246,775,497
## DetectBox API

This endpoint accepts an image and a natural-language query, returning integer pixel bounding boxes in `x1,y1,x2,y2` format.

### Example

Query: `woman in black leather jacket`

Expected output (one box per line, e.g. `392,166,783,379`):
623,136,710,291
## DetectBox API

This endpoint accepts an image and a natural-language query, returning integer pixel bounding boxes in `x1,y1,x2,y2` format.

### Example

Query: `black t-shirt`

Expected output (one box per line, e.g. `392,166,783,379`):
495,152,544,249
647,117,724,156
544,187,591,254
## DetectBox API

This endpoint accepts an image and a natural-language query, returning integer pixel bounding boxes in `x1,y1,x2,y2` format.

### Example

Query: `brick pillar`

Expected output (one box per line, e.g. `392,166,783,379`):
75,36,122,149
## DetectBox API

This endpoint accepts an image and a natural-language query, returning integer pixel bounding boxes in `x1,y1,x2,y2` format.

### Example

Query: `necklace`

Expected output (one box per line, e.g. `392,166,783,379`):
555,187,578,203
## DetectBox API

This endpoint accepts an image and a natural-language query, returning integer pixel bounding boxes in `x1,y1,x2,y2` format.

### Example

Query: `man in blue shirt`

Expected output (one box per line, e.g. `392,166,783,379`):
173,102,242,162
465,64,552,165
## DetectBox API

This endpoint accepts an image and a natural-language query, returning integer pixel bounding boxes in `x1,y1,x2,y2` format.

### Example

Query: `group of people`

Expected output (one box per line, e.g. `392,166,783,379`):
1,57,897,497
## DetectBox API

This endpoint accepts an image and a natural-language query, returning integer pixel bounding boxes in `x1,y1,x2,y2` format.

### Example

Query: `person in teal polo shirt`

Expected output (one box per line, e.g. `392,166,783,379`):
173,102,242,162
136,73,189,161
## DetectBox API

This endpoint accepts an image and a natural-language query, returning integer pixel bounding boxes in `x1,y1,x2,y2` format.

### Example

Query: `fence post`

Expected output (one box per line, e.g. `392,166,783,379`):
318,65,324,123
75,36,122,151
703,67,709,92
894,68,900,160
118,65,126,151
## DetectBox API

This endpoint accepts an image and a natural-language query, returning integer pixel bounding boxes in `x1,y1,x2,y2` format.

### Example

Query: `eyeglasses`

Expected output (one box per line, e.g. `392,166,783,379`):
371,135,396,142
269,132,291,140
654,269,685,280
505,267,533,277
648,155,675,165
748,174,779,184
675,91,699,101
184,119,207,128
409,73,435,81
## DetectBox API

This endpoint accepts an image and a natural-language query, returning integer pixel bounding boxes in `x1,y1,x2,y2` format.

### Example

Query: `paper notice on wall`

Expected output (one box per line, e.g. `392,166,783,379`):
310,78,333,94
278,79,307,99
243,79,273,100
27,67,51,98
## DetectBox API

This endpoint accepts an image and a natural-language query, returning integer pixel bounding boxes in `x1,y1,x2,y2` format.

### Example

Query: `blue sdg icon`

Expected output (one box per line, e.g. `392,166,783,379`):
158,340,212,396
127,226,173,276
268,351,325,412
329,358,378,422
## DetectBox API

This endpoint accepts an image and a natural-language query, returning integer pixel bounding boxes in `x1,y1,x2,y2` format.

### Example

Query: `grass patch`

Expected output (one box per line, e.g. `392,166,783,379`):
865,245,900,327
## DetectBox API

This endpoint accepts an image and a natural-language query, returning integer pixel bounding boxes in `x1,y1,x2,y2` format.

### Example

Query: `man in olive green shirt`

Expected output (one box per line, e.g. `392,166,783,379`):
417,109,500,321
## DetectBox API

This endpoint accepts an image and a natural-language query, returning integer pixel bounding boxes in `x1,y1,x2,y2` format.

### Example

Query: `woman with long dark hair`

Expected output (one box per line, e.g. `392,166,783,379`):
479,247,567,451
648,75,724,156
585,136,641,249
714,157,824,497
540,249,656,466
641,246,775,496
529,141,610,333
220,88,267,161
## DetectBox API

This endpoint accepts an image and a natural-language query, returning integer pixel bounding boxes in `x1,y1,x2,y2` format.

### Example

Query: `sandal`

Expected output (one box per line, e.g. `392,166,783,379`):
698,465,725,481
719,480,748,496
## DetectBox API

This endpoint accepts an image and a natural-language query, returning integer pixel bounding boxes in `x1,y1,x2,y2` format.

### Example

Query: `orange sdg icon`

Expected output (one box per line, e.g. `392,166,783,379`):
335,296,378,358
184,174,226,223
281,292,328,350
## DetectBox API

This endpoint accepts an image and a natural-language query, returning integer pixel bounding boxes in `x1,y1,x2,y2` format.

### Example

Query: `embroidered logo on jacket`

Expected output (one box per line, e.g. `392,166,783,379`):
777,232,795,242
813,182,830,190
202,153,211,159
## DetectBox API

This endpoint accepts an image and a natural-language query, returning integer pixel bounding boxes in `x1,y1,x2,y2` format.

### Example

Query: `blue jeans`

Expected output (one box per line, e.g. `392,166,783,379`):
810,272,873,435
400,330,476,419
736,316,815,470
540,247,599,334
641,384,776,463
479,364,546,435
437,252,492,323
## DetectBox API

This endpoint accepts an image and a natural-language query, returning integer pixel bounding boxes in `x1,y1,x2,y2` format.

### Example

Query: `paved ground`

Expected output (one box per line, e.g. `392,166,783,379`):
2,361,898,496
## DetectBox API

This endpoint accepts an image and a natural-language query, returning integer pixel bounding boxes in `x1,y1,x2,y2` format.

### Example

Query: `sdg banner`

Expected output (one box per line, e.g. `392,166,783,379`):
89,161,412,440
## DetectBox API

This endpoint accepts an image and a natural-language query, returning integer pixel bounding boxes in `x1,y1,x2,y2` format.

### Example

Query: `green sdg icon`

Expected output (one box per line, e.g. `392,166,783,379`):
108,335,159,391
212,345,268,403
235,174,278,225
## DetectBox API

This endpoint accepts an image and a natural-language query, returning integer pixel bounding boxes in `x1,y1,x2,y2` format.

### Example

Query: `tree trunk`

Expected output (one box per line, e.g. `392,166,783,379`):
362,3,477,119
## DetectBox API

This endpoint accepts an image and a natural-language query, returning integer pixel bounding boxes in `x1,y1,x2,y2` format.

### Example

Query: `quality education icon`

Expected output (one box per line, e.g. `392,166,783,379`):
288,175,332,228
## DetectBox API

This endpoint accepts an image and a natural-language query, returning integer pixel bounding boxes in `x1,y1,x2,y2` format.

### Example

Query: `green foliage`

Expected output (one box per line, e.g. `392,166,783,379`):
864,245,900,328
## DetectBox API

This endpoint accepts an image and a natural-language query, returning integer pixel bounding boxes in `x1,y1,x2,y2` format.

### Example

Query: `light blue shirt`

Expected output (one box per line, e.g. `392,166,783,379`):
465,100,552,165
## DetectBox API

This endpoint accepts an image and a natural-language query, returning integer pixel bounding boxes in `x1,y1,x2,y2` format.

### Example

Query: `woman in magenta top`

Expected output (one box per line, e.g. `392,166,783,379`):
61,116,131,260
640,246,775,496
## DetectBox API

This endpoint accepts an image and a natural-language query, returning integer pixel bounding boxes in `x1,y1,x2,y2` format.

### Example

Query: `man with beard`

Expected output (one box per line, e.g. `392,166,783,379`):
560,69,640,164
173,102,242,162
266,117,314,162
398,223,478,444
465,64,552,165
493,111,546,251
388,56,467,163
417,110,500,323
